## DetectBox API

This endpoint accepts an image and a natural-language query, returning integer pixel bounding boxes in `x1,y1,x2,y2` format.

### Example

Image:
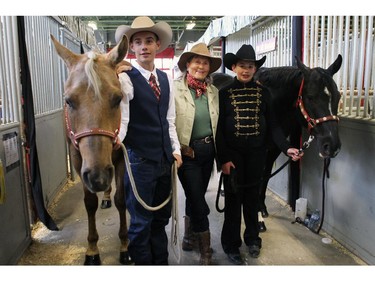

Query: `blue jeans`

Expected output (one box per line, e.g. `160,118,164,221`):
124,149,172,265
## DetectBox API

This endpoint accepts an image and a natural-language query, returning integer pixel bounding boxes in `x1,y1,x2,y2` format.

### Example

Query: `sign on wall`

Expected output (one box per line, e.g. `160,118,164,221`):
256,37,277,54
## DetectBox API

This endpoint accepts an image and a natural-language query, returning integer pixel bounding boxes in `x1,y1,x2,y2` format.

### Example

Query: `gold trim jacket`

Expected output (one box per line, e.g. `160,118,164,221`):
173,78,219,148
216,77,290,165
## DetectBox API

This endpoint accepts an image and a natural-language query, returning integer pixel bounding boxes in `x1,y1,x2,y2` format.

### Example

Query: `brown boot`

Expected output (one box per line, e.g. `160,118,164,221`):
182,216,196,251
198,230,212,265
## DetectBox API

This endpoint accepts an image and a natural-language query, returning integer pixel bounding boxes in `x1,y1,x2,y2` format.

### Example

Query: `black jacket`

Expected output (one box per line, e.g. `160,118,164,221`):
216,77,290,165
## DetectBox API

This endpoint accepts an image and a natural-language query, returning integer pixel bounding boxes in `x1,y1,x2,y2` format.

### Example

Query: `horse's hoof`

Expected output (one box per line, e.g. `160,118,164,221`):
100,199,112,209
258,221,267,232
119,251,134,265
84,254,101,265
260,208,269,218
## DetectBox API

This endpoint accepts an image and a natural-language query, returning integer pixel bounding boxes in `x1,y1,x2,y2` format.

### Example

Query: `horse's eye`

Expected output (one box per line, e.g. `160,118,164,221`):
65,97,75,109
111,94,122,108
305,95,314,102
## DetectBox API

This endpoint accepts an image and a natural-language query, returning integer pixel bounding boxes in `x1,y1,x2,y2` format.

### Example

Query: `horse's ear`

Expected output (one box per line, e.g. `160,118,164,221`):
107,35,129,66
327,54,342,76
50,34,80,71
295,56,310,77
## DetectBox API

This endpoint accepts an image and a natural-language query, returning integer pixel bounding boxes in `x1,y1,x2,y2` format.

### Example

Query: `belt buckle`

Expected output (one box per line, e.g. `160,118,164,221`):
204,136,211,143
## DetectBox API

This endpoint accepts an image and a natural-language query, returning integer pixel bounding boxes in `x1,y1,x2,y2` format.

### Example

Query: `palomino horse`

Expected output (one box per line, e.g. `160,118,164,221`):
51,35,131,265
212,55,342,230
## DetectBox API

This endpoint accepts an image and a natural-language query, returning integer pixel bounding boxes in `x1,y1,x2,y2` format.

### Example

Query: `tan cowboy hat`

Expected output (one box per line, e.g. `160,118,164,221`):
115,16,172,53
224,44,266,70
178,43,222,74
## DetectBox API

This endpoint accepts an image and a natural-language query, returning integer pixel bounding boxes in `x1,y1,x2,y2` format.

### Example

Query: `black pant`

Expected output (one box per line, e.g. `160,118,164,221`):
178,141,215,233
221,147,266,253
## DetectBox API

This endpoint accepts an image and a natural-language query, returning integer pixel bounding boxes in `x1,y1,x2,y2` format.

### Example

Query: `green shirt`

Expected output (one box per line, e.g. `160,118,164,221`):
190,89,213,140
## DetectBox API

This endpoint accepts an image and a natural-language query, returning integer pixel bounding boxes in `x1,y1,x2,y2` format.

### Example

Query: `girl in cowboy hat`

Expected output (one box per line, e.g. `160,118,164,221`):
215,44,302,265
174,43,222,265
115,16,182,265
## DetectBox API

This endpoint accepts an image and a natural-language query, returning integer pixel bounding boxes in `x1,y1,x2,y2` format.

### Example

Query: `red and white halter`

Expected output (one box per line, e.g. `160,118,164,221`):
296,78,339,132
64,105,121,151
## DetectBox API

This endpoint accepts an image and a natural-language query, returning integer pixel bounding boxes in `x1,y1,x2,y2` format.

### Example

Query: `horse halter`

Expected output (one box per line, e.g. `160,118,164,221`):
296,78,339,132
64,105,121,151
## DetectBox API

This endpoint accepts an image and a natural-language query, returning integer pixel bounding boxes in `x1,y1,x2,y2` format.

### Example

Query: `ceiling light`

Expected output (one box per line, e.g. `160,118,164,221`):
88,21,97,31
186,21,196,30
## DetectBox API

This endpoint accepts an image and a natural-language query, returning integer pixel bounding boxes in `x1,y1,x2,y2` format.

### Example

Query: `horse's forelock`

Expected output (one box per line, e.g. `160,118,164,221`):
84,51,102,99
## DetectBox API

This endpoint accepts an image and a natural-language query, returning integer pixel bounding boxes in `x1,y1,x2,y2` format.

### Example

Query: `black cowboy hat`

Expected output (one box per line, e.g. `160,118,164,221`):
224,44,266,70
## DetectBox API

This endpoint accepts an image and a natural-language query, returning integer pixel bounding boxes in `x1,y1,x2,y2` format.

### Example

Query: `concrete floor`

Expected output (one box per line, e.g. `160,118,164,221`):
17,173,367,268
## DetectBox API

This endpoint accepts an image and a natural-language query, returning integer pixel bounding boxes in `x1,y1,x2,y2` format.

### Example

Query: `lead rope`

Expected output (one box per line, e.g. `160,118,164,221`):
120,143,172,211
120,143,180,262
170,162,181,263
314,157,330,234
215,135,315,213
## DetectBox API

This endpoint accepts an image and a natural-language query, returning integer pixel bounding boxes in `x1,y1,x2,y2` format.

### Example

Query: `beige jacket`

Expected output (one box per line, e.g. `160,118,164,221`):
173,78,219,147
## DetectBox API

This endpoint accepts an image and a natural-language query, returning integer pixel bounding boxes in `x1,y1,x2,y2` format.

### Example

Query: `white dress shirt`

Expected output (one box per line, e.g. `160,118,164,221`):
118,61,181,156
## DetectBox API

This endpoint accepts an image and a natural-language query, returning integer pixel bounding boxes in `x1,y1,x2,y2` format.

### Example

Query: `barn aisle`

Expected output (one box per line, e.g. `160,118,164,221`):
16,173,367,267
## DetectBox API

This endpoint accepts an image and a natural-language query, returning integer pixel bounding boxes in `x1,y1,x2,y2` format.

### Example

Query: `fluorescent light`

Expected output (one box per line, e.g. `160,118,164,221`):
186,21,196,30
88,21,97,31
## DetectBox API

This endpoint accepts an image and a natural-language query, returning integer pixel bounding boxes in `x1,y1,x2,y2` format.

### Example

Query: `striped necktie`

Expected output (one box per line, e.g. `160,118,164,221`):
149,73,161,100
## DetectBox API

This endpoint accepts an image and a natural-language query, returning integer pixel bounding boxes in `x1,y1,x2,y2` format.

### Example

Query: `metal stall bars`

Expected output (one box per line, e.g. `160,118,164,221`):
224,16,293,73
303,16,375,121
0,16,21,126
0,16,31,264
251,16,293,68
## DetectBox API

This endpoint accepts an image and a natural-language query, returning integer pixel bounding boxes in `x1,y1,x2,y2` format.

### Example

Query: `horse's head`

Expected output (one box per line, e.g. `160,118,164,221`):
51,35,128,193
296,55,342,158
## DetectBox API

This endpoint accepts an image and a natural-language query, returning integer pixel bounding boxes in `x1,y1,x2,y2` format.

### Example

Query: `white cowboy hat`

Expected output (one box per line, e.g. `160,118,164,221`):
178,43,222,74
115,16,172,53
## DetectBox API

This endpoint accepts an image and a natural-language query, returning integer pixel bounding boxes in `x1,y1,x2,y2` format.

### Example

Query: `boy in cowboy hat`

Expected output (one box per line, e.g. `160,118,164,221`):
174,43,222,265
215,44,302,265
115,16,182,265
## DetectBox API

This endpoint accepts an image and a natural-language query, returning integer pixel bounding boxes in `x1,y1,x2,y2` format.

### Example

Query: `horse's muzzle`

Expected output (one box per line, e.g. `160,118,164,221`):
82,165,114,193
318,140,341,158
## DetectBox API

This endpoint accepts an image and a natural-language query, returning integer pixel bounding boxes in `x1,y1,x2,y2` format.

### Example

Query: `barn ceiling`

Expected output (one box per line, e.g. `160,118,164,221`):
79,16,223,52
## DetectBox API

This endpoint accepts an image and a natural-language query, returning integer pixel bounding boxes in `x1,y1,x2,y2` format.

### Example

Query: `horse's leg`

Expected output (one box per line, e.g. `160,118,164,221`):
259,145,281,217
258,212,266,232
100,186,112,209
83,187,101,265
258,147,281,232
113,153,132,265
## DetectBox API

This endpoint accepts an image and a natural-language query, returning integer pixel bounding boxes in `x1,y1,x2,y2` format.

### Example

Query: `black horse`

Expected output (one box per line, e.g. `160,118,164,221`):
212,55,342,228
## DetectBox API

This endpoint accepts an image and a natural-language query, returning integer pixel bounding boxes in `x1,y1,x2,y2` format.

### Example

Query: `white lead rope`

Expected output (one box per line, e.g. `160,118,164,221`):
120,143,181,263
170,162,181,263
121,143,172,211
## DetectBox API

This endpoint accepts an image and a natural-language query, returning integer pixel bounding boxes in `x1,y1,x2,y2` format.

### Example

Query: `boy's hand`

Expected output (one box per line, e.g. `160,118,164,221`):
116,60,132,74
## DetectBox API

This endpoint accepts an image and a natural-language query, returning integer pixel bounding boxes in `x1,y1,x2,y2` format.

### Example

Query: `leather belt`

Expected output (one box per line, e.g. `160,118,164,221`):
192,136,213,144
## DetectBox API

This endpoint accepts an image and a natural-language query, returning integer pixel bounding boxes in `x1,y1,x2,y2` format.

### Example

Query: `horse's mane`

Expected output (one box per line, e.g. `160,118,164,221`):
84,51,102,99
255,66,302,89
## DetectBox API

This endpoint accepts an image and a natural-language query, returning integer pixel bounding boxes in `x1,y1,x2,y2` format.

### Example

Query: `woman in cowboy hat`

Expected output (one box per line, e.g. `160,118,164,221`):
215,44,302,265
174,43,222,265
115,16,182,265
